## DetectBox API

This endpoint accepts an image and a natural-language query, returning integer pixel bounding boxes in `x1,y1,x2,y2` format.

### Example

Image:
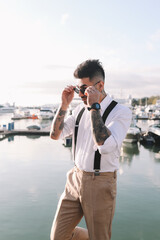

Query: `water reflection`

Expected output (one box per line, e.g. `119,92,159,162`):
1,125,160,240
28,186,39,203
26,135,41,140
140,143,160,163
149,145,160,153
151,145,160,163
39,119,52,129
120,142,140,165
140,142,155,151
154,152,160,162
120,140,160,166
8,136,14,142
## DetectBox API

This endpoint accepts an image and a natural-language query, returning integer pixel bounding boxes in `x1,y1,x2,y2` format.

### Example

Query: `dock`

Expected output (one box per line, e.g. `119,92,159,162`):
0,129,50,141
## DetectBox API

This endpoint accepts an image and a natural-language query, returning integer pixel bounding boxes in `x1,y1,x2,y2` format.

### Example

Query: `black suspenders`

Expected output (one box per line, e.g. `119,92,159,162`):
74,100,118,172
94,100,118,175
74,107,85,159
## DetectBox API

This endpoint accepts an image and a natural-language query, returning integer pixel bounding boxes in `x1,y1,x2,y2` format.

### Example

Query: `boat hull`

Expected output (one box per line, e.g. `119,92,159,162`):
123,133,140,143
148,124,160,145
148,132,160,145
0,109,15,113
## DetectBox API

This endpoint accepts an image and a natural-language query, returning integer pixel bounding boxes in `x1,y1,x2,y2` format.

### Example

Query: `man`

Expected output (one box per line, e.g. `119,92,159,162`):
50,59,132,240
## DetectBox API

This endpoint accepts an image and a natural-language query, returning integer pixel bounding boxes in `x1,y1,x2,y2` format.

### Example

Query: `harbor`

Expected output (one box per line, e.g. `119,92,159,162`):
1,1,159,239
0,121,160,240
0,129,50,141
0,103,160,240
0,98,160,146
0,118,160,146
0,105,56,141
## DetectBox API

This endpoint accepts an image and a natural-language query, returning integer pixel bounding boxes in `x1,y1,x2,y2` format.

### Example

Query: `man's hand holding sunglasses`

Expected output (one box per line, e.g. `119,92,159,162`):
85,86,101,107
73,80,101,107
61,85,75,109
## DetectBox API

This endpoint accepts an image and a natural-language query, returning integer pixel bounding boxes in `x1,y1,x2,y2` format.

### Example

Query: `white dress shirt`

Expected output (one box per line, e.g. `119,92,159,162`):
59,94,132,172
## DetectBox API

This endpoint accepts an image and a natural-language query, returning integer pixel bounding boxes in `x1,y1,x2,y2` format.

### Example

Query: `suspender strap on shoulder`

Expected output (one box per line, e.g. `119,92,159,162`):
94,100,118,173
74,107,85,159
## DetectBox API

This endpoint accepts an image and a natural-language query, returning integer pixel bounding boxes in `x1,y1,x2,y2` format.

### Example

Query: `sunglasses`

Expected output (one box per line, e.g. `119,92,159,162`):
74,81,100,95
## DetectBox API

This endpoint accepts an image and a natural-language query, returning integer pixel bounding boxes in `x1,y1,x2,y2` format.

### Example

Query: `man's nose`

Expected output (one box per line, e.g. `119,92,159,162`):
79,90,84,97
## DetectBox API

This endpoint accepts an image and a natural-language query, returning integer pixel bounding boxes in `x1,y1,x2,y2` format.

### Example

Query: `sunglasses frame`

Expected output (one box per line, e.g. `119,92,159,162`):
74,81,101,95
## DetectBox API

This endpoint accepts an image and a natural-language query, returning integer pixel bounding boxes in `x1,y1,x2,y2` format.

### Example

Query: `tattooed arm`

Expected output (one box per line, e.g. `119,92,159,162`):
50,105,67,140
90,109,111,146
50,85,75,140
84,81,110,146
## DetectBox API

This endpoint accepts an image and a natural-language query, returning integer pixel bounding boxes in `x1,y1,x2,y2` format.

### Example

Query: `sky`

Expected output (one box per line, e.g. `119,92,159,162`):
0,0,160,106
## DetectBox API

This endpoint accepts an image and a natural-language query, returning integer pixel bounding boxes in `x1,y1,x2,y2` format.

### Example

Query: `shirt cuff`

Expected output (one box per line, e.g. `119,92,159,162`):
96,135,117,154
59,131,64,139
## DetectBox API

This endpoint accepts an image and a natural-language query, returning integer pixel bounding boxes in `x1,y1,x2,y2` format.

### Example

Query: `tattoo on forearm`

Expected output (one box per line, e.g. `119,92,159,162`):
91,110,110,145
59,121,64,130
59,109,66,116
51,108,66,137
102,90,106,95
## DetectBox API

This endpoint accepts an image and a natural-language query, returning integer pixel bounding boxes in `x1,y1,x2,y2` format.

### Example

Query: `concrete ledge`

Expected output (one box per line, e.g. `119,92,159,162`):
0,129,50,141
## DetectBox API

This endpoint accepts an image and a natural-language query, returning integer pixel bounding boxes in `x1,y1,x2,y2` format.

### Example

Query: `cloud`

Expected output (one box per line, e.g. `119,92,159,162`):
146,41,154,51
137,66,160,77
107,71,160,98
150,29,160,42
16,69,160,100
146,29,160,51
18,80,71,95
44,64,74,70
60,13,69,25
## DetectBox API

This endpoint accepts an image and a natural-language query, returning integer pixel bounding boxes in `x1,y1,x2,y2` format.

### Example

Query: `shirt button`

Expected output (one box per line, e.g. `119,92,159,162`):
93,144,98,151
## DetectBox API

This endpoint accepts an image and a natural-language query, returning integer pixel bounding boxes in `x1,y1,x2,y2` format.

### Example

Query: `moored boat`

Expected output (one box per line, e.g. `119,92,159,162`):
124,117,141,143
124,126,141,143
38,107,55,120
148,124,160,145
0,103,15,113
11,109,32,120
27,125,41,130
140,133,155,145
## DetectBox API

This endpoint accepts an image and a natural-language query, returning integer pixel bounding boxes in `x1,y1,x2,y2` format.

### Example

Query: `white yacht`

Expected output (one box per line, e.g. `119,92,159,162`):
11,108,31,120
38,107,55,120
124,119,141,143
135,106,148,119
0,103,15,113
148,124,160,145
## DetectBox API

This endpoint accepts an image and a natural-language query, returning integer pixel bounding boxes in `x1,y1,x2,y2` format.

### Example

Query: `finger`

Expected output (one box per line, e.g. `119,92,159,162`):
89,86,97,92
85,87,95,95
67,85,76,89
64,85,75,92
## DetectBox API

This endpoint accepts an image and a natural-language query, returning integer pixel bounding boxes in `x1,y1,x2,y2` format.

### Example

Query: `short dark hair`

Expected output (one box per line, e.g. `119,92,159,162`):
74,59,105,82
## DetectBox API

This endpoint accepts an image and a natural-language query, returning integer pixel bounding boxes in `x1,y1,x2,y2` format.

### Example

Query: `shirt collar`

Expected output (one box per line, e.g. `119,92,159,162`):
100,94,113,115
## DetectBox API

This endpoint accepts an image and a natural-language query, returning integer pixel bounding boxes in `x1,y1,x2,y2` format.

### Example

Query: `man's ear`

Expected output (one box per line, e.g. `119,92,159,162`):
99,81,104,92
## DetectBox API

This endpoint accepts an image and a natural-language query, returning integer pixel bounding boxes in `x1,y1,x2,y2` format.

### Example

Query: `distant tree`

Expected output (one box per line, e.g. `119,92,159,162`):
132,98,139,106
132,96,160,106
148,96,160,105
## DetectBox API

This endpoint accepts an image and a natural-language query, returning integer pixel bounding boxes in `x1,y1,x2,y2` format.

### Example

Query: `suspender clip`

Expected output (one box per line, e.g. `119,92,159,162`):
94,169,100,176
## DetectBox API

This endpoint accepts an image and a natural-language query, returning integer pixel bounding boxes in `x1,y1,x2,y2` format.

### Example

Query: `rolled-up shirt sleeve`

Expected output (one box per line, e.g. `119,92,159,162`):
59,104,84,140
59,114,75,139
97,107,132,154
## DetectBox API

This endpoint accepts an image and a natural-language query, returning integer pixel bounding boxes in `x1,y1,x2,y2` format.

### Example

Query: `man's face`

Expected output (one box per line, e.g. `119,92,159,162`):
77,77,93,105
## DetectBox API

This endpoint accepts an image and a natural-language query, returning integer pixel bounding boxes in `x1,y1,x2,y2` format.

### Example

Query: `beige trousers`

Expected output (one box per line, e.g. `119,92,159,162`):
50,166,117,240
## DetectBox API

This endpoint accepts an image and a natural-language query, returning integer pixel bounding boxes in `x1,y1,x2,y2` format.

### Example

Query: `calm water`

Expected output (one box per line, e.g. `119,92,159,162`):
0,114,160,240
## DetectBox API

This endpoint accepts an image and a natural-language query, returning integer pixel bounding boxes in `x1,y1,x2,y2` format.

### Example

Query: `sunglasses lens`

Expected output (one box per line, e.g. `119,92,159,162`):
74,87,86,95
80,89,85,95
74,87,79,94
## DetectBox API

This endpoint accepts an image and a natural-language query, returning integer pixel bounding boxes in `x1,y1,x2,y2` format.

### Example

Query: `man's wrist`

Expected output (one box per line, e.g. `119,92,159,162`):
90,108,100,112
88,102,101,111
60,103,69,111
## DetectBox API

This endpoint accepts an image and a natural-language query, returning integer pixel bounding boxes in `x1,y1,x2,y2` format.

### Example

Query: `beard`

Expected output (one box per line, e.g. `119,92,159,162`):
81,96,87,105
